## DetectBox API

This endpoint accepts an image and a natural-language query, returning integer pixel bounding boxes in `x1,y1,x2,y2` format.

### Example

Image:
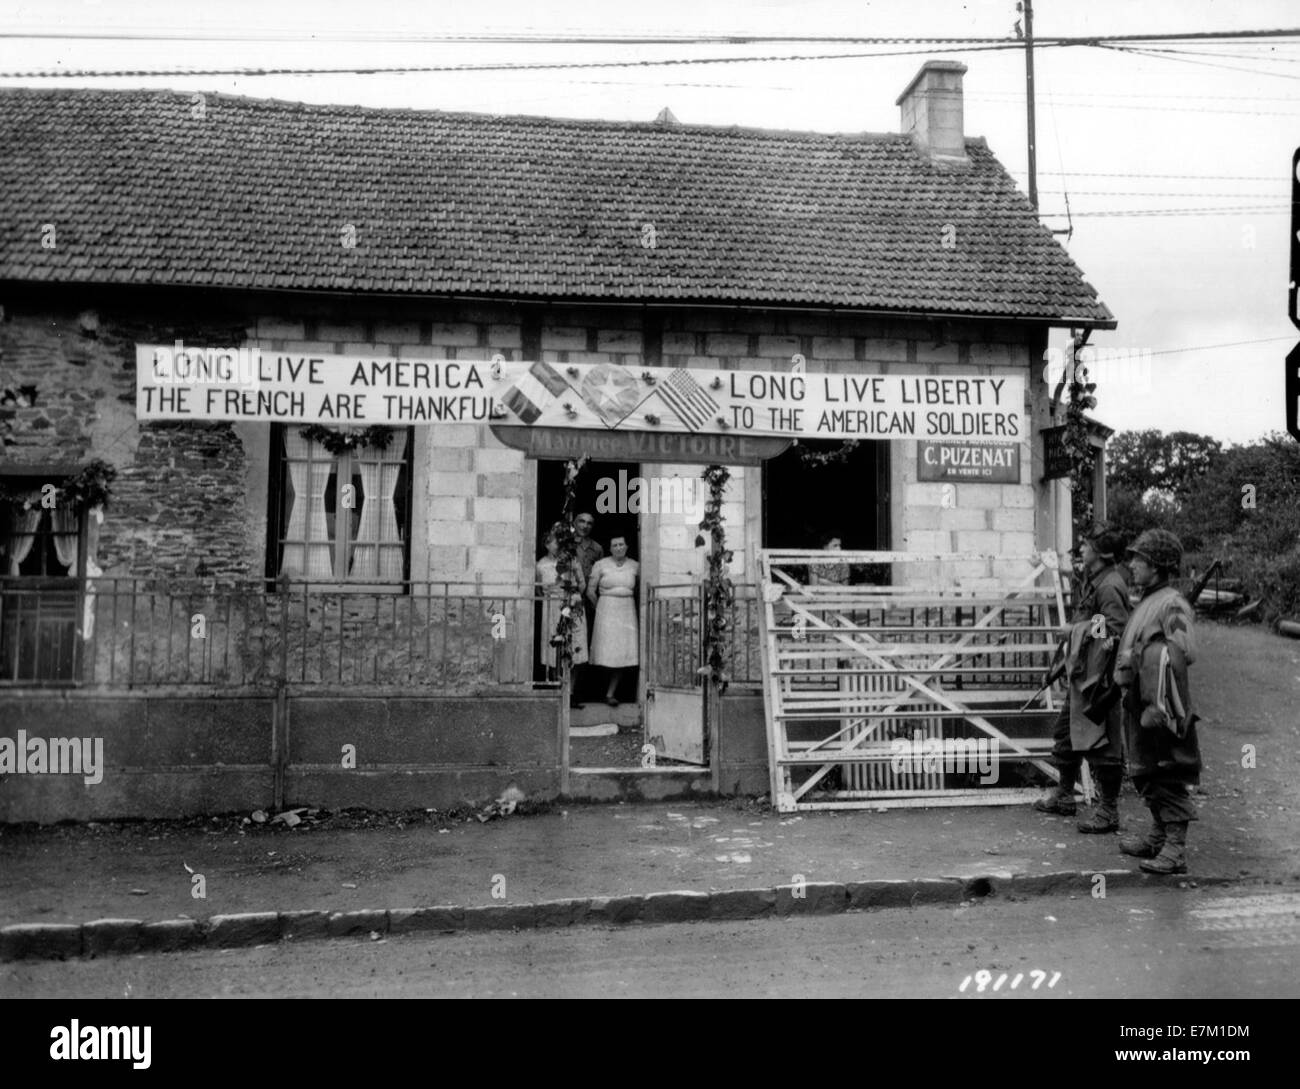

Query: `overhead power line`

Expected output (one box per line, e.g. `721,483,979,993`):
1100,43,1300,80
1139,335,1297,357
1,27,1298,44
0,42,1028,80
1014,170,1288,180
1039,206,1289,217
3,27,1300,80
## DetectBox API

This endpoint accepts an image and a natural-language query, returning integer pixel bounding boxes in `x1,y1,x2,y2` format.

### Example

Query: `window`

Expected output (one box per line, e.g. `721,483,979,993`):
0,480,85,577
0,475,88,684
269,426,413,584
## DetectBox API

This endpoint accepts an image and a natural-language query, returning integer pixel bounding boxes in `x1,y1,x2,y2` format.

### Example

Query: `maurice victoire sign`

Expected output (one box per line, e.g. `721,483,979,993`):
135,346,1025,443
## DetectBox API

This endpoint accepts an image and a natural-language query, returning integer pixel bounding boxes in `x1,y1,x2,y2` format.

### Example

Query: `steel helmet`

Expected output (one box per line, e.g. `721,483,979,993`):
1127,528,1184,573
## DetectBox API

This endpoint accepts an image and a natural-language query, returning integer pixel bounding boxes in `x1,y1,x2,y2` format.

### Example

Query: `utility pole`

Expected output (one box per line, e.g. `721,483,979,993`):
1022,0,1038,210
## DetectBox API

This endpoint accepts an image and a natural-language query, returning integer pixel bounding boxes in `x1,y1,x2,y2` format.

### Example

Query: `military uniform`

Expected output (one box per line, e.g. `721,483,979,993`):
1114,529,1201,874
1115,581,1200,819
1035,537,1131,831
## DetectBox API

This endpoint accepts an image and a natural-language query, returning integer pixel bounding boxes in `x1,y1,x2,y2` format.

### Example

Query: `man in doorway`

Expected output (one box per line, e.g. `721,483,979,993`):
572,512,603,583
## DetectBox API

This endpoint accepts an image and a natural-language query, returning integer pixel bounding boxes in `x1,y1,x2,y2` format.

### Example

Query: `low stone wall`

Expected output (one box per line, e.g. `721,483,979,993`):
1,683,779,822
0,693,276,823
284,695,560,809
0,690,561,823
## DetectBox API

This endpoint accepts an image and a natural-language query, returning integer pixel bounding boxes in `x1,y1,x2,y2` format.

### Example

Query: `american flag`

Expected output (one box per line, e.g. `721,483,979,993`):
658,368,719,432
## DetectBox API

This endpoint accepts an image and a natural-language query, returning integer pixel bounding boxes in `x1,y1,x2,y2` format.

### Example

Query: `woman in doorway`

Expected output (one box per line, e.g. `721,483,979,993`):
587,535,639,707
808,532,850,586
536,526,588,709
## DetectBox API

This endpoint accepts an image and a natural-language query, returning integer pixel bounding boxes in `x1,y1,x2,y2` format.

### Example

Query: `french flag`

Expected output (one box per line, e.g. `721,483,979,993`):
501,360,570,424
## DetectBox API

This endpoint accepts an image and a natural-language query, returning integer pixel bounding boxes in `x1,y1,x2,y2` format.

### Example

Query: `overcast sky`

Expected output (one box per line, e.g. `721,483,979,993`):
2,0,1297,445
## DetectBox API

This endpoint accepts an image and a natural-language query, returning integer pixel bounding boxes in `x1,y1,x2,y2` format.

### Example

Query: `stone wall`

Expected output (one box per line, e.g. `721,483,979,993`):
0,300,258,579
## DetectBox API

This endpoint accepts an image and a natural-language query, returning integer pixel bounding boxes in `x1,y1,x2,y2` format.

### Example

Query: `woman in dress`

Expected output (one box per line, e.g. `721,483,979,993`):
536,526,588,708
587,535,639,707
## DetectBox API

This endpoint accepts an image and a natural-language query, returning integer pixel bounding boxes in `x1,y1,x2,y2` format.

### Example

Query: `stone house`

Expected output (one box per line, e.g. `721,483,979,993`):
0,61,1114,820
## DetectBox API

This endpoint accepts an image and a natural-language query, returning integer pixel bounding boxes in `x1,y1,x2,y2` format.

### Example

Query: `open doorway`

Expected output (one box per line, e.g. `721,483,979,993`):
536,458,644,765
762,439,891,578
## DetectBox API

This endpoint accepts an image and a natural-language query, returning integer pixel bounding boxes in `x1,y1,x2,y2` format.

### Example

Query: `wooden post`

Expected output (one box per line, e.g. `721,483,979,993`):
707,679,721,794
273,684,288,811
559,657,571,796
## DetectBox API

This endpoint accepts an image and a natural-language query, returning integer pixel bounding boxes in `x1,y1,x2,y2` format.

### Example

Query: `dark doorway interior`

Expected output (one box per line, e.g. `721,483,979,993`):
535,458,640,703
762,440,891,580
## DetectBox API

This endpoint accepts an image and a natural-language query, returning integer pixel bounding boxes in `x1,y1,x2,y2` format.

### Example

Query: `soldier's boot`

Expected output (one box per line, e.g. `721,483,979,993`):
1119,817,1165,859
1139,821,1188,875
1077,765,1122,833
1033,760,1078,815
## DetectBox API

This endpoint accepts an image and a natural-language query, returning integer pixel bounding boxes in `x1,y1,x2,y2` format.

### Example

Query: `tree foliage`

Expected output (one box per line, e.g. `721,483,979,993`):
1106,430,1300,620
1106,429,1223,498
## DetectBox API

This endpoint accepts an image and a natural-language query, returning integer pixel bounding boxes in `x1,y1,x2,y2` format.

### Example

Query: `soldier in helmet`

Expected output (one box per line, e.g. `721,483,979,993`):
1114,528,1201,875
1033,523,1131,832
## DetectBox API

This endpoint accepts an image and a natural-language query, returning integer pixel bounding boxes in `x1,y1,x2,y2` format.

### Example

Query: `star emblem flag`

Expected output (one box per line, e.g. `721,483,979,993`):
577,363,645,426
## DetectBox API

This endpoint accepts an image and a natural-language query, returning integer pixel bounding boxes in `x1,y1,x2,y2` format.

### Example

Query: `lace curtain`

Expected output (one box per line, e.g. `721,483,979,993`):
52,505,79,571
5,496,43,575
279,430,335,578
350,431,408,580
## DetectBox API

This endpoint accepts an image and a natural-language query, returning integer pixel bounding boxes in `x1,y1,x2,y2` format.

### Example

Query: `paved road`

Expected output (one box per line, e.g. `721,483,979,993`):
5,884,1298,999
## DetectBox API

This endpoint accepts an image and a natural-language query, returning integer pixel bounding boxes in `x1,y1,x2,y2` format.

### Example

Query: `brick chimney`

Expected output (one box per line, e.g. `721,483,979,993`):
896,60,969,163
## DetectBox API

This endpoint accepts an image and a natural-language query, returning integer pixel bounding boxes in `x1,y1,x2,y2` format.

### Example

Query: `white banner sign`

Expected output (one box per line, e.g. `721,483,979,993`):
493,360,1024,443
135,344,495,424
135,345,1024,442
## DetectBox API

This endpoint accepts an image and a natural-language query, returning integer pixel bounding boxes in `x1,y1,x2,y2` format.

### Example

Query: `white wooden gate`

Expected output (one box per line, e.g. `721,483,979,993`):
644,584,706,765
757,549,1067,812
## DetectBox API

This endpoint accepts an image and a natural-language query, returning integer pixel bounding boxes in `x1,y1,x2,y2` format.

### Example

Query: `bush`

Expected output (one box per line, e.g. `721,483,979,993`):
1228,545,1300,624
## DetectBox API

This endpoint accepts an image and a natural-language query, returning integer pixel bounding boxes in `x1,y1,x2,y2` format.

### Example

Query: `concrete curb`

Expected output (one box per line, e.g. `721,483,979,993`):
0,869,1238,962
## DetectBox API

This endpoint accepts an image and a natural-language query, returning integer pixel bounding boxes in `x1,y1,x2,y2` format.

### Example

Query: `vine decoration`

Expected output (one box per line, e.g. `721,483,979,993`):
694,463,734,694
1062,332,1098,532
298,425,393,456
0,459,117,512
549,455,590,670
793,438,860,467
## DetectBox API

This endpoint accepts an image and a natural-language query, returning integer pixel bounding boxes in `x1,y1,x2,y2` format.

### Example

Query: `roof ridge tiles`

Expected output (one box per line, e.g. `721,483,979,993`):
0,85,965,145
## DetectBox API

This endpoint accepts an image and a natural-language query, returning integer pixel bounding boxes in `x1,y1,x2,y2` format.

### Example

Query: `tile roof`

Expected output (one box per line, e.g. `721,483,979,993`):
0,88,1114,325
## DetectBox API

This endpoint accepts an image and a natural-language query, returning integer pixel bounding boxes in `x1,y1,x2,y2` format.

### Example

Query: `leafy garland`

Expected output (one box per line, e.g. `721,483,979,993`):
1062,333,1098,534
298,425,393,456
793,439,860,467
694,464,734,694
549,455,589,670
0,459,117,512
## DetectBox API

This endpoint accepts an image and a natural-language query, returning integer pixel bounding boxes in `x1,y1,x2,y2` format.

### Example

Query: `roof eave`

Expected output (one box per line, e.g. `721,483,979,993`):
0,275,1117,329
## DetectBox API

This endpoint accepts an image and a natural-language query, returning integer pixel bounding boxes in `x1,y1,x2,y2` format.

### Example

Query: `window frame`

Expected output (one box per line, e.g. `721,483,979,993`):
0,467,91,685
0,468,89,580
266,424,415,592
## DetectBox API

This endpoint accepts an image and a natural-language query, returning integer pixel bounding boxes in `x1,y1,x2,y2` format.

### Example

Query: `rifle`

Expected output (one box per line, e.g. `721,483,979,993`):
1017,637,1068,713
1186,558,1222,608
